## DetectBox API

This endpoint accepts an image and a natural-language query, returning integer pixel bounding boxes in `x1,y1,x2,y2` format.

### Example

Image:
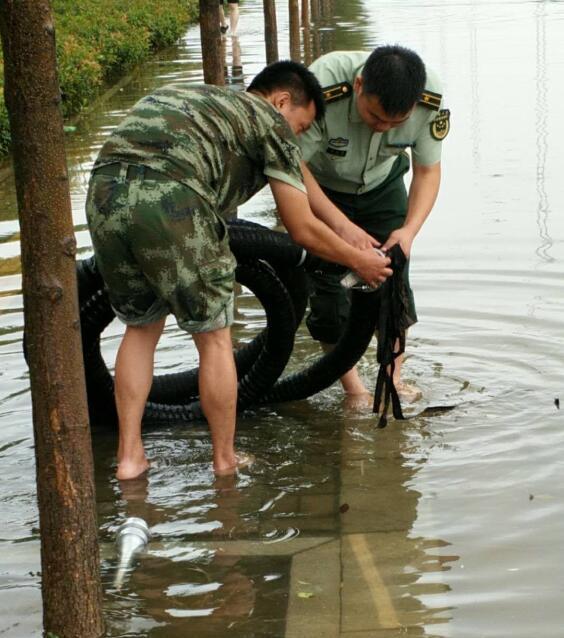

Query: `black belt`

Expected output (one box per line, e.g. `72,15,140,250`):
92,162,168,181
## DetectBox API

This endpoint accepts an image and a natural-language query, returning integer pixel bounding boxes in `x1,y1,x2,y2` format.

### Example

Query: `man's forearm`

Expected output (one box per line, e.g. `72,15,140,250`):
300,161,377,250
404,161,441,235
269,177,391,283
301,161,351,232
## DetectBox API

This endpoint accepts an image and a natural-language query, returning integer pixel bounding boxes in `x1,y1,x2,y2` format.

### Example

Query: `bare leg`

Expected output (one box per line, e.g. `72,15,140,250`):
193,327,239,473
392,345,404,386
322,335,417,401
391,334,421,402
227,2,239,35
320,342,369,395
219,4,228,31
115,318,165,480
340,365,369,395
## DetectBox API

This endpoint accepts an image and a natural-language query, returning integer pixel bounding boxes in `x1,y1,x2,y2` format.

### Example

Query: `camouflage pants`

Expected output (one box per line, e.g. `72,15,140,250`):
85,162,236,333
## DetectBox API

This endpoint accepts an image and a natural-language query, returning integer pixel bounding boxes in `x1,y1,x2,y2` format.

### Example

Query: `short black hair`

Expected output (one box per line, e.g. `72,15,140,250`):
247,60,326,121
362,45,426,116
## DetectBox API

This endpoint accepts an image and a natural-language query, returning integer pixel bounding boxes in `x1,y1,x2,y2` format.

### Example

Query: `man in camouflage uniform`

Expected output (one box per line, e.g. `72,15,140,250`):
86,61,392,480
298,45,450,398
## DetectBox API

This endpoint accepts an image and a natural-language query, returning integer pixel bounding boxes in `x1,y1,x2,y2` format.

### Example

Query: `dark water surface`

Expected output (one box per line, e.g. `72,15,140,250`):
2,0,564,636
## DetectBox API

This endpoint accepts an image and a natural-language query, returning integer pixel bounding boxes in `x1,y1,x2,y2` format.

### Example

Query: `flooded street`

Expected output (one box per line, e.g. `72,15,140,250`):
2,0,564,635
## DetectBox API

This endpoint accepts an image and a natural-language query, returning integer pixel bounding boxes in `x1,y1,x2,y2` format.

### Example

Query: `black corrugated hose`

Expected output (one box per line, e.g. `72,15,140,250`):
75,221,388,427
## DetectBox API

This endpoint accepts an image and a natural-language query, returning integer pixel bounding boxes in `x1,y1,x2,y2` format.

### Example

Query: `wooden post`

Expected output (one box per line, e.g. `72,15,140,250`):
310,0,320,23
263,0,279,64
318,0,334,55
302,0,310,27
221,31,228,81
0,2,104,637
301,0,312,66
199,0,225,85
289,0,301,62
311,0,321,60
301,0,310,29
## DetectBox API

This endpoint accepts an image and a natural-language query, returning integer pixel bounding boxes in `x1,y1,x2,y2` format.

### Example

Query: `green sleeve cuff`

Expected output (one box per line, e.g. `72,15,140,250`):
264,168,307,194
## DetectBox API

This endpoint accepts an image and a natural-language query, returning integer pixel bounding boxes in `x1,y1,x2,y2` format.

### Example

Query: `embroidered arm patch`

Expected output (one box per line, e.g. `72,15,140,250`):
430,109,450,141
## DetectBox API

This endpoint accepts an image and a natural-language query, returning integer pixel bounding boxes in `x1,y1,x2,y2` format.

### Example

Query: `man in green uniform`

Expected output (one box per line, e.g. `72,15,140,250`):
299,45,450,398
86,61,392,480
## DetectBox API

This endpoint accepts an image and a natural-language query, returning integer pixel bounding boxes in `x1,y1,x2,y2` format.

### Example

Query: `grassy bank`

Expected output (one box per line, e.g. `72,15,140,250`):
0,0,199,158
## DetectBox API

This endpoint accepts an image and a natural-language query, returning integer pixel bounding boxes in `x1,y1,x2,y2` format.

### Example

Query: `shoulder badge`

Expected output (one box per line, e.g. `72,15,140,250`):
430,108,450,141
419,90,442,111
322,82,353,104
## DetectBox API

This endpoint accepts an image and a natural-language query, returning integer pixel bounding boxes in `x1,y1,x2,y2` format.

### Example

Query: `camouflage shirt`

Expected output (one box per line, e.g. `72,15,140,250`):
94,84,306,214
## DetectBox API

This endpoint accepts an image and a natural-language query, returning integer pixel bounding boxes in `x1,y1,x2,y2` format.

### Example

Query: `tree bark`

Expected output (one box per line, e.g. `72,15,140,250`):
289,0,301,62
311,0,320,23
301,0,312,66
0,2,104,637
321,0,332,16
310,0,321,60
199,0,225,85
263,0,279,64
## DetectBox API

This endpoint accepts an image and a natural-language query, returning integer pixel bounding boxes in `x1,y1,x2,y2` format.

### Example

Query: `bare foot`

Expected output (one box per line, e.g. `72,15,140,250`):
116,458,150,481
396,381,422,404
344,391,373,411
214,452,255,476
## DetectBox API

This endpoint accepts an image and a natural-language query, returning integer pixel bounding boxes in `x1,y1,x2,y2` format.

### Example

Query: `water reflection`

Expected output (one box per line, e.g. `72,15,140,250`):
308,0,370,57
469,0,481,173
338,410,458,634
94,390,458,636
534,1,552,262
105,474,264,637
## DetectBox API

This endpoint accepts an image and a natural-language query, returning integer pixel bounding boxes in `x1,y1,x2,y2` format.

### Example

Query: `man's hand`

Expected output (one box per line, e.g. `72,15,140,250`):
382,226,416,257
337,220,380,250
269,177,391,284
353,248,393,287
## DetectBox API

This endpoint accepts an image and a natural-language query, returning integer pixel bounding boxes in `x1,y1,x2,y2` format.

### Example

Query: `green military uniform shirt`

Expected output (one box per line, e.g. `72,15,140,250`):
299,51,447,195
95,84,307,215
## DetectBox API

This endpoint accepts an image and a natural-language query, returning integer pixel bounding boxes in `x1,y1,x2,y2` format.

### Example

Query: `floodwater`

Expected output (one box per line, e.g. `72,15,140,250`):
1,0,564,635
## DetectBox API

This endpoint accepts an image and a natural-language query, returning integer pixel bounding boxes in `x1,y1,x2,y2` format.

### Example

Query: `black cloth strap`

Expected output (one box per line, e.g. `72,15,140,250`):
372,244,411,427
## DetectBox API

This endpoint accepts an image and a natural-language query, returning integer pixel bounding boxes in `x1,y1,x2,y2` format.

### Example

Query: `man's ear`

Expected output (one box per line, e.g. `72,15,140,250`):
275,90,292,110
353,76,363,94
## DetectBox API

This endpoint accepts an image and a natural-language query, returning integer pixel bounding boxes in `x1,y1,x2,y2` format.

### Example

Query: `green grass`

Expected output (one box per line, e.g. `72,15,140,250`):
0,0,199,157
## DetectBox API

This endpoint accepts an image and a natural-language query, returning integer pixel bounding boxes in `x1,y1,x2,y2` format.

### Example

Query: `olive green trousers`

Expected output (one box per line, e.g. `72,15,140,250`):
306,154,416,344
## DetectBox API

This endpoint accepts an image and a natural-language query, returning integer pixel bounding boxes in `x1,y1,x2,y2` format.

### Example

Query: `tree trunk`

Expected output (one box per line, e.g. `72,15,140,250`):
199,0,225,85
263,0,279,64
311,0,321,60
301,0,312,66
289,0,301,62
310,0,320,23
0,2,104,637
